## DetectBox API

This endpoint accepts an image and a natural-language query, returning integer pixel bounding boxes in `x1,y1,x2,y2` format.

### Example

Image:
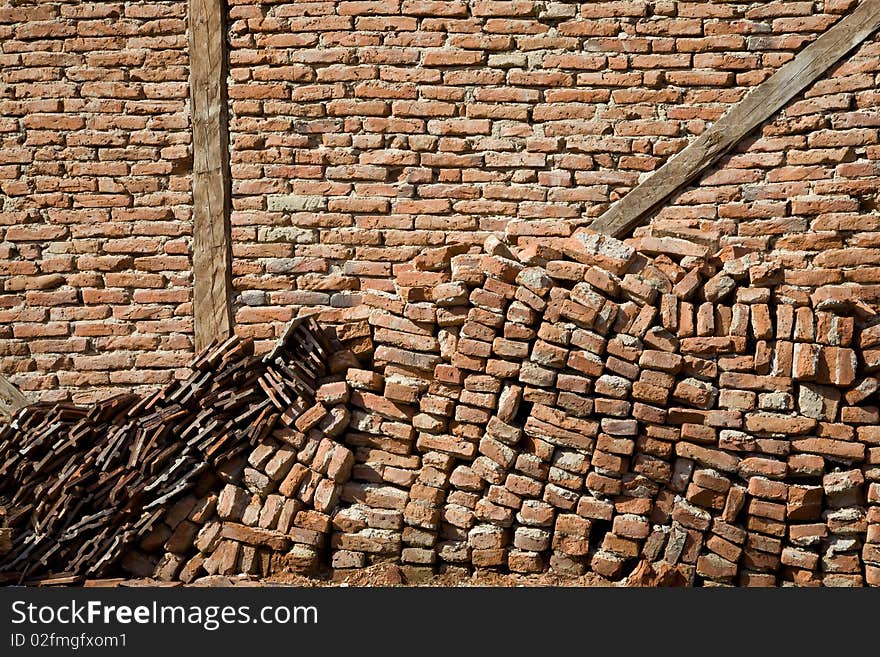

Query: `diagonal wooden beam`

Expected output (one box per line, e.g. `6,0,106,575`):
588,0,880,238
189,0,234,351
0,374,27,419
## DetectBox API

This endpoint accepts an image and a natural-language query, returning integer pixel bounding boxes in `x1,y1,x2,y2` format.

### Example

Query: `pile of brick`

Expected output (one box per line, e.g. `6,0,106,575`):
3,224,880,586
405,223,876,586
0,317,362,581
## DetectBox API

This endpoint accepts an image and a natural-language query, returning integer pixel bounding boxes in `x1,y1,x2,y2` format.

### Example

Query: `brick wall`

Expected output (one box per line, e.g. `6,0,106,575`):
0,1,192,403
4,0,880,586
639,30,880,300
225,0,860,350
2,0,879,403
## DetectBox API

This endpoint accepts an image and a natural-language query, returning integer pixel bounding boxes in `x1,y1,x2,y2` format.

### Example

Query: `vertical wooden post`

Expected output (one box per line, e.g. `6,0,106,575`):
188,0,233,351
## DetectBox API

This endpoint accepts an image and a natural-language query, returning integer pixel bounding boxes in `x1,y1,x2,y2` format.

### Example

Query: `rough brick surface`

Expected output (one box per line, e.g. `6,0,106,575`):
3,1,880,587
0,1,193,403
8,224,880,587
223,0,865,350
3,1,877,402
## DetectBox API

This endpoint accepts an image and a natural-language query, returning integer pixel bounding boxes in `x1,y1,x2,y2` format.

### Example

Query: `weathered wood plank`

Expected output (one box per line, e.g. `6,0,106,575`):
0,374,27,419
189,0,233,351
589,0,880,238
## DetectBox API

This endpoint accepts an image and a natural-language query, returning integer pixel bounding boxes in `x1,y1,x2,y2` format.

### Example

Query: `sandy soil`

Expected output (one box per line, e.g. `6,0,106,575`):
73,562,618,588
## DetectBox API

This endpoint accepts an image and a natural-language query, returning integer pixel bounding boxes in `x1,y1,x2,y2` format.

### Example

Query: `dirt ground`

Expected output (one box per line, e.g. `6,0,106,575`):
13,556,695,587
71,562,618,588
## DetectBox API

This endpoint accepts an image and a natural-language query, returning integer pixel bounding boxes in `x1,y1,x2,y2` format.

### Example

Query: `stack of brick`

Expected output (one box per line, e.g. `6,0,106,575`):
379,228,682,578
326,254,447,572
396,221,879,586
132,318,369,581
437,239,543,571
394,248,472,574
143,385,357,582
866,480,880,586
8,216,880,586
0,316,363,581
